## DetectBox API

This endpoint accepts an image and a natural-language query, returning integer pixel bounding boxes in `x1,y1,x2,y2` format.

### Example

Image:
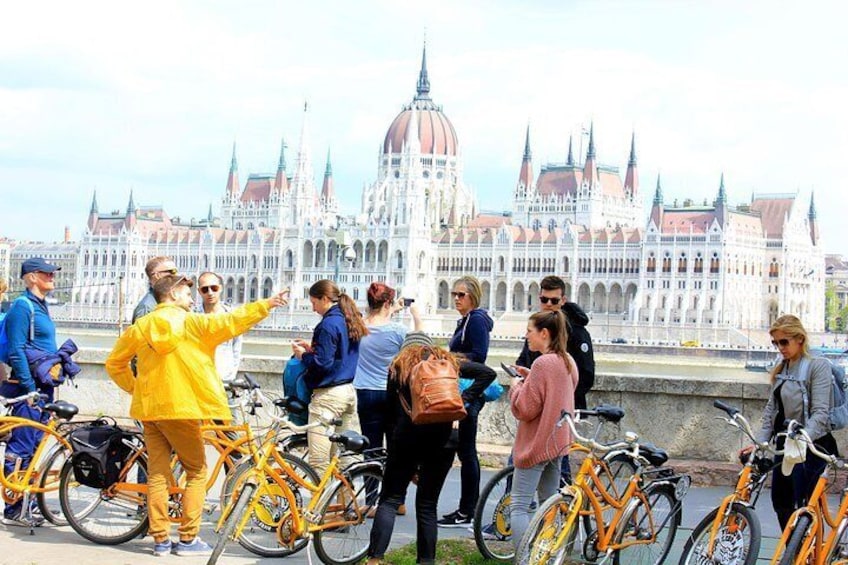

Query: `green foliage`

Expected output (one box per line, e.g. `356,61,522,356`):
378,538,502,565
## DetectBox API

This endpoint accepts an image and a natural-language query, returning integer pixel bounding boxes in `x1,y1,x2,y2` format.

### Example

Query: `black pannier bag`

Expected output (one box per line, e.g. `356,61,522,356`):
68,420,132,489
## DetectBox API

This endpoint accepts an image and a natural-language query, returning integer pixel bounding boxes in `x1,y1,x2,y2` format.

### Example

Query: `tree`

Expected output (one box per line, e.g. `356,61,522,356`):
825,280,840,331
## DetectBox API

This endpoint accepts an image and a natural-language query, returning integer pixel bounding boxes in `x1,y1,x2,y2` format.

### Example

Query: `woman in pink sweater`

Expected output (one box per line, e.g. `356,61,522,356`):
508,310,578,549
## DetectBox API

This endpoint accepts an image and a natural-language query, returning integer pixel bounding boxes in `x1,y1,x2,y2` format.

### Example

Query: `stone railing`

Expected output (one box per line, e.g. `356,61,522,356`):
52,348,799,465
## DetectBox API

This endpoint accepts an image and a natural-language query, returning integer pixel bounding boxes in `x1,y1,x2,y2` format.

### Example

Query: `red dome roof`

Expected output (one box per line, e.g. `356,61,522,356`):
383,103,458,156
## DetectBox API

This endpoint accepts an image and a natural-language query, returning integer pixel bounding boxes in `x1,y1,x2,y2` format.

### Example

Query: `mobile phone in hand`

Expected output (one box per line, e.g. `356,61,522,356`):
501,362,521,379
403,298,415,307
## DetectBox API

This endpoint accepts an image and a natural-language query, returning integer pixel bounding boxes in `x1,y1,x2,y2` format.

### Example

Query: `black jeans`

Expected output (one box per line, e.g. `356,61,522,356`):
357,388,388,505
457,397,485,515
367,440,454,563
771,433,837,530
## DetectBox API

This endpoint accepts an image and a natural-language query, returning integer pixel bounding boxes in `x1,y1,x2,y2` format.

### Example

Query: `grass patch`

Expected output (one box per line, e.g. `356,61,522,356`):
379,538,503,564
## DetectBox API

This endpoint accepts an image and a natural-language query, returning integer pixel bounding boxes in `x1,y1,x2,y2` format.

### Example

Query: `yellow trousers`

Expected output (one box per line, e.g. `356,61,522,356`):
143,420,207,543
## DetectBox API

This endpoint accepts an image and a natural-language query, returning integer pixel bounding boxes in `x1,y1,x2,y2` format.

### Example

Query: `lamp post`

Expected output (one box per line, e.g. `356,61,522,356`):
333,231,355,280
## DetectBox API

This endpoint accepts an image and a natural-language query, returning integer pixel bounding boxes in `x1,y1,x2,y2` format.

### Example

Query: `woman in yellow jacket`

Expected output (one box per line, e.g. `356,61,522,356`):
106,274,289,556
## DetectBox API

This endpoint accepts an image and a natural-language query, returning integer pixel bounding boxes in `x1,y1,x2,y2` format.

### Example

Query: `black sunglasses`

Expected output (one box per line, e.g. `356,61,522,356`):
539,296,561,305
451,291,467,299
200,285,221,294
771,338,792,348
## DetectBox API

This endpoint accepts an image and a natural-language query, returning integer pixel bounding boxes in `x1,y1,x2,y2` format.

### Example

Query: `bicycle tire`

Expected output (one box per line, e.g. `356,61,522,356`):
613,483,680,565
514,491,579,565
207,482,257,565
36,444,73,526
587,453,638,539
473,465,517,561
277,433,309,461
777,514,813,565
678,502,760,565
312,465,383,565
222,452,319,558
59,446,149,545
825,518,848,564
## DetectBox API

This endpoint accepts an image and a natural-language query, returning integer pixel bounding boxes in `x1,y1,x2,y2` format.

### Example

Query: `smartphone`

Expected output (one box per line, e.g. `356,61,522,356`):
403,298,415,307
501,362,521,379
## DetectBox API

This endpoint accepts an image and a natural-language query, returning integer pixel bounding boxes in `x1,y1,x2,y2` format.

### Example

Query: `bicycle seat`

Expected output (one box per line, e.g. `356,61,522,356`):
43,401,79,420
229,373,260,391
594,405,625,423
639,442,669,467
329,430,370,454
274,396,308,415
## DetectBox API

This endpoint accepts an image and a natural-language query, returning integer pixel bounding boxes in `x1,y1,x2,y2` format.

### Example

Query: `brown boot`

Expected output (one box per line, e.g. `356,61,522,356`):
396,504,407,516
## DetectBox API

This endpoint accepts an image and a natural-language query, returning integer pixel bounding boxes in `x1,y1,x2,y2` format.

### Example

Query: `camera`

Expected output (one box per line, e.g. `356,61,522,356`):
403,298,415,307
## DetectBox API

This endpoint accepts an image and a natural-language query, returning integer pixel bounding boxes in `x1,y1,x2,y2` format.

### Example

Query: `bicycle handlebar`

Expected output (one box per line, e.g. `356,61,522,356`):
712,400,775,453
786,420,845,469
0,391,43,406
556,411,633,454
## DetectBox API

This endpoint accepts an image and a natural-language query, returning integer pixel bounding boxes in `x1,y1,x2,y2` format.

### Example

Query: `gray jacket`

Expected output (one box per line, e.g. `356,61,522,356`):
757,356,833,444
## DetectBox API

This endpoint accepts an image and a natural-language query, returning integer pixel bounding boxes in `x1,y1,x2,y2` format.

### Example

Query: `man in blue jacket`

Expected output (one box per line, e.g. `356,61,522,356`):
0,257,61,527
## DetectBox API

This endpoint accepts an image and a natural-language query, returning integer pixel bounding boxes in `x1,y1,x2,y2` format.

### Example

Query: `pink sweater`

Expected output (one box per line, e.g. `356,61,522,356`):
509,352,578,469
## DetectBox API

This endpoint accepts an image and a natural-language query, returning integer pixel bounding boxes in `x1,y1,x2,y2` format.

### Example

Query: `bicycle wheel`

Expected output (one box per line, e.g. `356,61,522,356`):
613,483,680,565
36,444,73,525
473,465,516,561
313,465,383,565
585,453,638,544
59,448,149,545
514,491,579,565
220,452,319,558
277,433,309,461
826,518,848,564
208,482,257,565
679,503,760,565
776,514,812,565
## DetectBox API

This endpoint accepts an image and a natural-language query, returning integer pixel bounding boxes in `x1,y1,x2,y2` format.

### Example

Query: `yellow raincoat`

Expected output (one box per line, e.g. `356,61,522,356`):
105,301,271,421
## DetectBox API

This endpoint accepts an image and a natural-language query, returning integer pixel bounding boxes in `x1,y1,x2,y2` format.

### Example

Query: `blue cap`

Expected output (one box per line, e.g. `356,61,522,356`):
21,257,61,278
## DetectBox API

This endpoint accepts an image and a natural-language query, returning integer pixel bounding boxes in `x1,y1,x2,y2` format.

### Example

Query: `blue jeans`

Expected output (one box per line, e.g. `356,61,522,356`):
3,401,49,518
510,457,562,550
356,388,388,505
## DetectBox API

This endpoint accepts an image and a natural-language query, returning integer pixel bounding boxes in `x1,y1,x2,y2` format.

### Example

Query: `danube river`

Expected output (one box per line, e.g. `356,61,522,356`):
58,326,754,381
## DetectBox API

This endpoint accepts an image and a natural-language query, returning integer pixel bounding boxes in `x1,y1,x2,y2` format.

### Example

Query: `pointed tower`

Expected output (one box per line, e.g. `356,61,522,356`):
87,190,98,231
275,138,289,195
809,191,819,244
321,148,335,202
650,174,664,227
566,135,575,167
624,131,639,198
225,142,240,199
715,173,728,226
416,42,431,103
207,203,214,225
582,122,599,190
518,124,533,191
290,102,318,225
125,190,137,230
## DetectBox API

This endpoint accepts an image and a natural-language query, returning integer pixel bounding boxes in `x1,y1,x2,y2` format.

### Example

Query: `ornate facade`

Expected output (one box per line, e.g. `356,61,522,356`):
58,47,824,335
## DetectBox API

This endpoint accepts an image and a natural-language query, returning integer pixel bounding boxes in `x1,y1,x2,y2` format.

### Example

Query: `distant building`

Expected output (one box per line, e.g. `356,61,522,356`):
9,241,78,303
826,254,848,312
62,46,825,334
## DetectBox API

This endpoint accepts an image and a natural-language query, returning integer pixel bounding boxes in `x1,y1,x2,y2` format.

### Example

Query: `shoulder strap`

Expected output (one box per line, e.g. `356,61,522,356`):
797,357,812,422
11,296,35,343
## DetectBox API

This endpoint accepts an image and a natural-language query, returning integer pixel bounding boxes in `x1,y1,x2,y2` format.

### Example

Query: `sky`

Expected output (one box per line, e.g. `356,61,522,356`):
2,1,847,255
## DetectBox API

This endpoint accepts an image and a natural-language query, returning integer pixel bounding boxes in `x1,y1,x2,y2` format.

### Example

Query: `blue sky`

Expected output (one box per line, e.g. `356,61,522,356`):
2,1,847,254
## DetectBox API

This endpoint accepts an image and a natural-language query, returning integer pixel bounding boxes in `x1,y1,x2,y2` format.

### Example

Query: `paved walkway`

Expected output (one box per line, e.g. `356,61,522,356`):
0,468,798,565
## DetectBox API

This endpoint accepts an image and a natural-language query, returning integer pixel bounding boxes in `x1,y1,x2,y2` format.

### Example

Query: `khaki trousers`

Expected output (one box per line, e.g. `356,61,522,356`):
143,420,207,543
307,383,361,477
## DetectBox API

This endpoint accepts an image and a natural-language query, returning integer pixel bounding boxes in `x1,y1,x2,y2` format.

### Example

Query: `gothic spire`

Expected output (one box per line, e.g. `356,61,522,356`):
415,42,431,101
276,138,289,194
518,125,533,189
586,122,596,159
321,147,335,201
717,172,727,203
653,174,663,205
624,131,639,197
89,190,98,214
126,189,136,215
566,135,574,166
628,130,637,166
809,191,817,219
226,141,240,195
207,203,214,223
523,123,532,161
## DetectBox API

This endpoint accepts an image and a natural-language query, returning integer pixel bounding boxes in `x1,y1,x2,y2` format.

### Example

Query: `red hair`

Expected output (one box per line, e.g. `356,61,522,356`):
366,282,396,311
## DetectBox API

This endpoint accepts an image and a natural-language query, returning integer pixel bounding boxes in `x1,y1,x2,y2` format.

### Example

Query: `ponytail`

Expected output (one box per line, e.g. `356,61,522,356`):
337,293,369,342
528,310,569,365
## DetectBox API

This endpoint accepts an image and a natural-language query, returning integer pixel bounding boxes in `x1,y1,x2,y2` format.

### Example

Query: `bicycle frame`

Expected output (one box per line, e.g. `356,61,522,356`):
0,415,72,498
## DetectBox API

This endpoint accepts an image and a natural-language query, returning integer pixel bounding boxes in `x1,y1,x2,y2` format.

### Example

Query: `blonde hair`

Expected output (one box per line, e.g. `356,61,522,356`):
453,276,482,309
768,314,810,383
0,279,7,297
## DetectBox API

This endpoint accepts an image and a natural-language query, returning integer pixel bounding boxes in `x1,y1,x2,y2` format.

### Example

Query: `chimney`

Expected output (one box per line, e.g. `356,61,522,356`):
64,226,71,243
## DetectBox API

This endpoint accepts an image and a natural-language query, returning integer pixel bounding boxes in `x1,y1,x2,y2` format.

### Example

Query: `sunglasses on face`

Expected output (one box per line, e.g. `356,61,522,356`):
539,296,561,305
200,285,220,294
157,267,178,276
36,271,55,278
451,291,467,299
771,338,793,348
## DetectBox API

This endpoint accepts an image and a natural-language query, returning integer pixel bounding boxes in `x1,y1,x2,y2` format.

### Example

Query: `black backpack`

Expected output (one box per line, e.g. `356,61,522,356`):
68,421,133,489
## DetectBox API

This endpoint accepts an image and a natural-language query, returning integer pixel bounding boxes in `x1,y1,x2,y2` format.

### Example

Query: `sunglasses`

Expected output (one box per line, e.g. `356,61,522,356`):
36,271,56,278
539,296,561,305
156,267,178,276
771,338,793,348
200,285,221,294
451,291,468,299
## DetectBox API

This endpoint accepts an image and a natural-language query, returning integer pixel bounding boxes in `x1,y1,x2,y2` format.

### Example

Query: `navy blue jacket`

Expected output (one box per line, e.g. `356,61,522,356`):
0,291,57,397
448,308,494,363
301,305,360,390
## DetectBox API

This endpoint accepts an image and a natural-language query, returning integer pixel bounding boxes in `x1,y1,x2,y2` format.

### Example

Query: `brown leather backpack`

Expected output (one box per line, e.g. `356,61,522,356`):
399,347,467,425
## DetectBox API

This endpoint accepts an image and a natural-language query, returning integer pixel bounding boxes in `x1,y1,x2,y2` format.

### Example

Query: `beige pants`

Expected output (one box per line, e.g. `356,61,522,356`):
143,420,207,543
307,383,361,477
